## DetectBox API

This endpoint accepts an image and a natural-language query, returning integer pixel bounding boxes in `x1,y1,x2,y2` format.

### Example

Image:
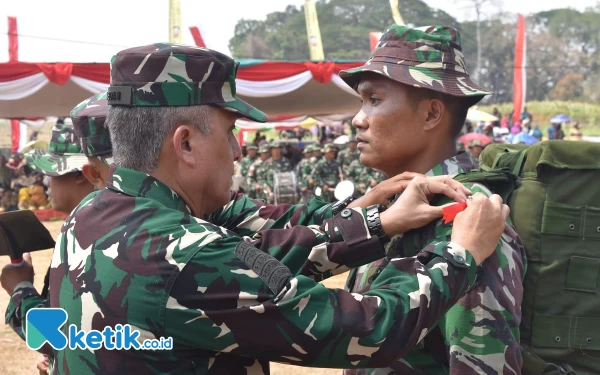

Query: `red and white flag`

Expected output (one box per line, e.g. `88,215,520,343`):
513,14,526,124
369,32,383,52
189,24,215,49
11,118,46,153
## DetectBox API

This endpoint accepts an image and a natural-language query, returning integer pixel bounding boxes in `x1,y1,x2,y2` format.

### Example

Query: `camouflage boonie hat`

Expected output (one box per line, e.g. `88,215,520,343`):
339,25,492,102
71,92,114,166
246,144,258,150
107,43,268,123
25,124,88,177
468,139,483,148
258,144,271,153
324,143,338,153
303,146,313,154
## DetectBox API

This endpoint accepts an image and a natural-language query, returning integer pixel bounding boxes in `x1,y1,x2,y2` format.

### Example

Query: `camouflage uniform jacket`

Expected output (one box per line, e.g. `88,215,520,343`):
45,165,480,374
265,157,293,189
337,149,360,176
344,152,527,375
311,158,341,189
295,158,312,189
240,155,258,177
248,158,270,189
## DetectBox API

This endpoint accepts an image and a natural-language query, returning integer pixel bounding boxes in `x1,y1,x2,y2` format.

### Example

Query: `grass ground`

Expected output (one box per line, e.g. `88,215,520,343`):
0,220,343,375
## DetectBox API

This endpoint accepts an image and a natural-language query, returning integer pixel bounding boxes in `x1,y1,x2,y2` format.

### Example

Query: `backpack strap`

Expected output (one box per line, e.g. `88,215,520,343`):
521,344,578,375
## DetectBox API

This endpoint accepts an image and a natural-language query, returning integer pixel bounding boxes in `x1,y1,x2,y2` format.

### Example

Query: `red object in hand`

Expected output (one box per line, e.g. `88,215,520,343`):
442,201,468,224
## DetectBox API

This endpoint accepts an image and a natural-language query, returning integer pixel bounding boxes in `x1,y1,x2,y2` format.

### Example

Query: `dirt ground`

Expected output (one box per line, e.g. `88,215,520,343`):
0,220,345,375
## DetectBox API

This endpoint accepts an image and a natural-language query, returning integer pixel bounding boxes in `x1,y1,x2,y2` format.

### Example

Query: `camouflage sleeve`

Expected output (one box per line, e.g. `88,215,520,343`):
209,191,334,237
5,282,47,341
164,234,478,368
428,183,526,374
310,162,324,187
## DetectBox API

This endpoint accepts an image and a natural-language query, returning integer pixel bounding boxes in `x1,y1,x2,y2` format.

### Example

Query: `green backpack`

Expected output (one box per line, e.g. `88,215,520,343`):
457,140,600,375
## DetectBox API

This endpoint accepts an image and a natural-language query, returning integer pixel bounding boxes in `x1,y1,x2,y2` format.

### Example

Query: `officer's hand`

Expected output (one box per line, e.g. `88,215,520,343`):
451,193,510,265
349,172,470,208
379,176,471,236
1,256,34,296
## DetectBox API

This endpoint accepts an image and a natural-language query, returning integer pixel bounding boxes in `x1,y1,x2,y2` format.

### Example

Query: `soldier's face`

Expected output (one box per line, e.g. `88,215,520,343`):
48,172,94,214
185,108,241,212
247,149,257,158
260,152,270,160
271,147,281,159
353,73,428,175
469,146,483,157
348,142,357,151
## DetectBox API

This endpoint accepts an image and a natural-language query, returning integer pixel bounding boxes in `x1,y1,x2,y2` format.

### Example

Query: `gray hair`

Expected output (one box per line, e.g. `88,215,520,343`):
106,105,212,173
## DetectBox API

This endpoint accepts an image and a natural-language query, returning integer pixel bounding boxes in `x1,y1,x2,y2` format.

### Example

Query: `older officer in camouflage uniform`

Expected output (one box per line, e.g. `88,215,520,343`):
247,144,271,201
337,136,360,177
339,25,526,374
37,43,508,375
311,144,343,203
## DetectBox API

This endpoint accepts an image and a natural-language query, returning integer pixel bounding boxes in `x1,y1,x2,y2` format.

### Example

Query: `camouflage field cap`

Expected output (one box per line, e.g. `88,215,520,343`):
270,140,283,149
246,144,258,151
71,92,114,164
107,43,269,123
339,25,492,101
25,124,88,177
258,144,271,153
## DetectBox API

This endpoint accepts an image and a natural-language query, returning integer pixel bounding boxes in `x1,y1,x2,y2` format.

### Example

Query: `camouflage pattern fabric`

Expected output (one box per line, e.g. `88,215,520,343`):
24,124,89,177
46,164,480,374
247,158,270,201
344,152,527,375
71,92,114,162
240,155,258,179
337,148,360,177
107,43,268,123
339,25,492,102
265,157,293,190
296,157,312,189
311,158,342,203
346,160,385,195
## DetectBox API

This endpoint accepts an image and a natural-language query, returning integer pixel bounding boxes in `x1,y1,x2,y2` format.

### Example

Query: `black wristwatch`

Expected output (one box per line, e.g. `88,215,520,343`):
331,195,355,216
366,204,388,241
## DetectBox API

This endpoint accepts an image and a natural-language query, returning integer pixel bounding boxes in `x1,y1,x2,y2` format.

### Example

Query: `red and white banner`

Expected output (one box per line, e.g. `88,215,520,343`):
8,16,18,62
513,14,526,124
10,118,46,153
0,61,362,100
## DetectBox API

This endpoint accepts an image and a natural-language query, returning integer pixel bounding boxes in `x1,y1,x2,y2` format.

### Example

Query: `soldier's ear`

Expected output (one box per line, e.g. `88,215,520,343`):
82,164,104,190
422,98,445,132
172,125,197,167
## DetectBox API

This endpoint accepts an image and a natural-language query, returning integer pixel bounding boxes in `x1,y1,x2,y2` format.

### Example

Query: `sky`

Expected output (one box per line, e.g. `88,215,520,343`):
0,0,597,62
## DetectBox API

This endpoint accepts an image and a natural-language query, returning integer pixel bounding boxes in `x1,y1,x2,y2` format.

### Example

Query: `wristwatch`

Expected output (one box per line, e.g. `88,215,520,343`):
366,204,389,241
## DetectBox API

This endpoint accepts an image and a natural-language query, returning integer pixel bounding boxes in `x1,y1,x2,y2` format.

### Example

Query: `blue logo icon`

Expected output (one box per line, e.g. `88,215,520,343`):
26,308,68,350
25,308,173,351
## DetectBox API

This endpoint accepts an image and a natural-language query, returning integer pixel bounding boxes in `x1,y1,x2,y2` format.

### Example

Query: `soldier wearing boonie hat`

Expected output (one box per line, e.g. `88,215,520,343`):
338,135,360,178
339,25,525,375
70,92,114,189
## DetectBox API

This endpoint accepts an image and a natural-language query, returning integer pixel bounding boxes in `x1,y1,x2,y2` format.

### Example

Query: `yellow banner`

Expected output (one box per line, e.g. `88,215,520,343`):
304,0,325,61
169,0,182,43
390,0,405,25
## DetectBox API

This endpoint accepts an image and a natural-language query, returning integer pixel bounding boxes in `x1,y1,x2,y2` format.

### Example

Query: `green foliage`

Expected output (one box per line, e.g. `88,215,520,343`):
229,1,600,105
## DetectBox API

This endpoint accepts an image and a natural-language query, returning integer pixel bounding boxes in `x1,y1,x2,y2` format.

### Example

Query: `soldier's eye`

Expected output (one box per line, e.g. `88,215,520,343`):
370,97,380,105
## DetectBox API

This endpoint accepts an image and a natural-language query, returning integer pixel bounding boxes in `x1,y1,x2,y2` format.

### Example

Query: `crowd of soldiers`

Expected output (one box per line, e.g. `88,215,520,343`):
238,136,387,203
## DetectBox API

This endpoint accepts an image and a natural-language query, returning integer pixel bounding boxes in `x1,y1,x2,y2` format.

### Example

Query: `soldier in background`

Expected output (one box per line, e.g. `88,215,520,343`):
296,145,314,203
239,144,258,197
467,139,484,169
311,144,342,203
337,136,359,178
347,159,387,196
247,144,271,201
265,141,293,199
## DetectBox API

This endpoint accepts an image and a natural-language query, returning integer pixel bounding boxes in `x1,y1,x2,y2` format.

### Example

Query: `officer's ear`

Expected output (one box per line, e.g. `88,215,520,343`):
172,125,197,168
82,164,104,190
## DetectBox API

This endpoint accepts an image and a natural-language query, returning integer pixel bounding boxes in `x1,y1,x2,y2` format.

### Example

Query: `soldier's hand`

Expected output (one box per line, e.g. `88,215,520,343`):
1,256,34,296
451,193,510,266
379,176,470,237
349,172,470,208
370,179,377,187
322,185,329,192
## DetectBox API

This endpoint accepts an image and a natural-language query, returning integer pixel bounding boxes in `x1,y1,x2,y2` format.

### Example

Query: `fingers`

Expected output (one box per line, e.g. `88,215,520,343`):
427,175,471,198
489,194,503,208
418,178,467,203
22,253,32,265
502,204,510,220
